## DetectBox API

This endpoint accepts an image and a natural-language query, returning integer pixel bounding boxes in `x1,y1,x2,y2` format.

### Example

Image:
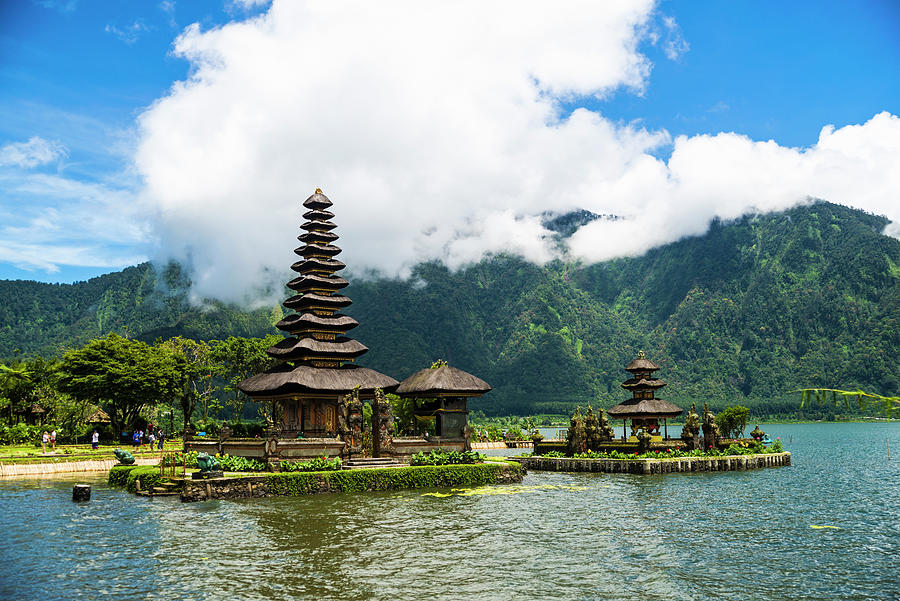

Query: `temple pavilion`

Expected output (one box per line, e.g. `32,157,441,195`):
395,363,491,441
238,189,398,437
607,351,683,441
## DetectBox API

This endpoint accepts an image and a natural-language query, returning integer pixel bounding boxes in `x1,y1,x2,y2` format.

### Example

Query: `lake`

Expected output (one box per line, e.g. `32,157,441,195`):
0,422,897,601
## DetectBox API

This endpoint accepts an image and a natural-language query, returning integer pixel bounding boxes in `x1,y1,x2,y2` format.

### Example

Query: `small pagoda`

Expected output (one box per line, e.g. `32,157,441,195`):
239,190,398,438
607,351,683,441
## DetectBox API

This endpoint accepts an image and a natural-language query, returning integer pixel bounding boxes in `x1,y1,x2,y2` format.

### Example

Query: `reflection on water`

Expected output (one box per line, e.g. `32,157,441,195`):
0,423,897,601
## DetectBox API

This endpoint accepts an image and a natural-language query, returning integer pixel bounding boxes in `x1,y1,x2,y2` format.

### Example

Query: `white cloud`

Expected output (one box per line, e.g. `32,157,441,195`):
0,137,68,168
105,21,151,45
132,1,899,304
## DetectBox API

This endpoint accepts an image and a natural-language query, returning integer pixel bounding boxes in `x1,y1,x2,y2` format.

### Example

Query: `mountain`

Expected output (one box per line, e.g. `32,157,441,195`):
2,201,898,417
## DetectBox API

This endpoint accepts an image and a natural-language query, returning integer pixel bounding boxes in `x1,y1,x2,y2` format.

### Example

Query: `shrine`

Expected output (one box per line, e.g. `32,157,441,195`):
607,351,683,442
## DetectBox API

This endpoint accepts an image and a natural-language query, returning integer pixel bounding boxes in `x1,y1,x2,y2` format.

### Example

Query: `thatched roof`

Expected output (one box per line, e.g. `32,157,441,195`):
298,230,339,244
396,365,491,398
276,313,358,333
291,258,346,274
266,336,368,360
296,243,341,257
283,292,352,310
239,364,398,398
302,209,334,221
86,408,111,423
607,398,683,418
303,190,333,210
286,274,349,291
625,351,659,372
621,378,667,389
301,220,337,232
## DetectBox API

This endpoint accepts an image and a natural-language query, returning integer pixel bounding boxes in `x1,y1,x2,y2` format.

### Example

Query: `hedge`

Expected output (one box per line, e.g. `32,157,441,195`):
265,462,523,496
108,465,162,493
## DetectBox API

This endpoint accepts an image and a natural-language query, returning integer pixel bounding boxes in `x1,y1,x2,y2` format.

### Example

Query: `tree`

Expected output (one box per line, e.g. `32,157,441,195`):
159,337,222,428
0,362,32,425
715,405,749,439
210,335,280,422
56,334,187,435
566,406,586,455
583,405,601,451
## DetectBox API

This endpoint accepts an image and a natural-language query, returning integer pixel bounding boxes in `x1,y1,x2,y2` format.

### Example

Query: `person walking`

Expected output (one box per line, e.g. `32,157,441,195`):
91,430,100,450
157,429,164,450
50,429,56,451
148,430,156,451
41,431,49,453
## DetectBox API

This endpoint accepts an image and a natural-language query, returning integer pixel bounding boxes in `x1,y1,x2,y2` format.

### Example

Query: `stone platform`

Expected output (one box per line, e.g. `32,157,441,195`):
514,452,791,474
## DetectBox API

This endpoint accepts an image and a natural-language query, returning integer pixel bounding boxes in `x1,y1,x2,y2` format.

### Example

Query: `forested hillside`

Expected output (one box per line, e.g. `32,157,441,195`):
2,201,898,417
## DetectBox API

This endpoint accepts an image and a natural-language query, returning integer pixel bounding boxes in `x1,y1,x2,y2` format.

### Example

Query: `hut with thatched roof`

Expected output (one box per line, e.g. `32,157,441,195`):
238,190,398,440
395,361,491,443
607,351,683,441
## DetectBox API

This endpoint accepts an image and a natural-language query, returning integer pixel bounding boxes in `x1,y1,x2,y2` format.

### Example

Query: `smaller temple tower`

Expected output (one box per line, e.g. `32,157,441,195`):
607,351,682,441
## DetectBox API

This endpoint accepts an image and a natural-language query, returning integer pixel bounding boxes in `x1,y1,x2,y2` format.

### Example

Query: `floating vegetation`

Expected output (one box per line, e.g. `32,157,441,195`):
810,525,842,530
422,483,600,498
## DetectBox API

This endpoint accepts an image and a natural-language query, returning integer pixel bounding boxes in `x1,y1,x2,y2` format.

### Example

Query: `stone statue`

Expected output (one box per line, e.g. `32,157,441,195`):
750,425,766,441
196,452,220,472
372,388,394,457
636,428,652,454
681,403,701,450
113,448,135,465
598,408,616,442
701,403,720,450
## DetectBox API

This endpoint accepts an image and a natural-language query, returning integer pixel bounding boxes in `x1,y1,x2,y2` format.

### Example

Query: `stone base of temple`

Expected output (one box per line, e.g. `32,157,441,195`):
391,437,466,458
515,452,791,474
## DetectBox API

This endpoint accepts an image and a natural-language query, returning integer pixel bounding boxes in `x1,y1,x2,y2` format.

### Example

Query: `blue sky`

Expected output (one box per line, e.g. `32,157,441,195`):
0,1,898,291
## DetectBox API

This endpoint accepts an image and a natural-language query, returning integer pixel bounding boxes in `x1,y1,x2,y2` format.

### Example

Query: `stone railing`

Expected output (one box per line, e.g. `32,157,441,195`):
516,452,791,474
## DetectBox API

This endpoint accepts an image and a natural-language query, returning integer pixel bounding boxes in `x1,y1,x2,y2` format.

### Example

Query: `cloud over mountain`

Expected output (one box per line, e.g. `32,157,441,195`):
134,1,900,303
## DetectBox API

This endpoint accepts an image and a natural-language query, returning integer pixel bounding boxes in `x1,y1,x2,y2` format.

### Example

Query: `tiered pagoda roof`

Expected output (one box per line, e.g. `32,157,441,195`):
239,190,398,399
607,351,683,419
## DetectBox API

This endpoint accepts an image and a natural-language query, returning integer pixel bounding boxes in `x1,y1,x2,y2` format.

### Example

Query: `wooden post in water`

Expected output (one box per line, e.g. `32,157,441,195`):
887,437,891,460
72,484,91,502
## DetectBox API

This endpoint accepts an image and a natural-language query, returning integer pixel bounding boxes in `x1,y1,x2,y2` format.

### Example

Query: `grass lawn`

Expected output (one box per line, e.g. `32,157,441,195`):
0,441,182,464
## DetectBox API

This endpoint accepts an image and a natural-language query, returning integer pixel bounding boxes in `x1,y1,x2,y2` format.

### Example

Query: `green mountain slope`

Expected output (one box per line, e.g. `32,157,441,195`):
2,201,898,416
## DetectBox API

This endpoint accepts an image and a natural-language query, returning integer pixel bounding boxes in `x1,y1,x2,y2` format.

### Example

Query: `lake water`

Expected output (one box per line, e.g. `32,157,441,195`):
0,422,897,601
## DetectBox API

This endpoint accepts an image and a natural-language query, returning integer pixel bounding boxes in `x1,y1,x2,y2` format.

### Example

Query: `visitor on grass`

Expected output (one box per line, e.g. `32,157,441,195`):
41,431,49,453
148,431,156,450
91,430,99,450
132,430,140,448
157,429,164,450
50,430,56,451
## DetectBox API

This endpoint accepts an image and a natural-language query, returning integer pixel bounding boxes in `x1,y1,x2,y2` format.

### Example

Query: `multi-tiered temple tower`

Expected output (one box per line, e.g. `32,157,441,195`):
239,190,398,437
607,351,683,441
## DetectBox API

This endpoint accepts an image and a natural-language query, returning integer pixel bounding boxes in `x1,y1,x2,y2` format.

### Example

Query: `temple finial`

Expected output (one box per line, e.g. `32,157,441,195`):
315,188,323,194
637,350,645,359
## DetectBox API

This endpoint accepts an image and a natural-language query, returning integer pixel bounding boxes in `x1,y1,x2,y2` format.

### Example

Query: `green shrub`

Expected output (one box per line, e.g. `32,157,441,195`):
409,449,485,466
265,462,522,496
108,465,139,487
217,454,266,472
159,451,198,468
280,456,342,472
108,465,162,492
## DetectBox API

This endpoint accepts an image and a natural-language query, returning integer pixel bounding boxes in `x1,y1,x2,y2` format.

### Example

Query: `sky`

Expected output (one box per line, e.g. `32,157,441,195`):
1,0,898,303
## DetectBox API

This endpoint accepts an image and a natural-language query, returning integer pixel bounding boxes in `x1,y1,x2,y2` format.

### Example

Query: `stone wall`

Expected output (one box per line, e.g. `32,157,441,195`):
392,437,466,457
517,452,791,474
0,456,158,477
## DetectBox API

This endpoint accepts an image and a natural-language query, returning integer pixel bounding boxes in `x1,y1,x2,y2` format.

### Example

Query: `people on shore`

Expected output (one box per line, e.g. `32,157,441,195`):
132,430,140,448
42,431,49,453
148,430,156,450
91,430,100,450
50,429,56,451
157,429,164,450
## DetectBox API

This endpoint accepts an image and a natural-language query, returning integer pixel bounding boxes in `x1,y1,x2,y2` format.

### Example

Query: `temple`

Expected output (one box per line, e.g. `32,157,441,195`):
239,189,398,437
607,351,683,441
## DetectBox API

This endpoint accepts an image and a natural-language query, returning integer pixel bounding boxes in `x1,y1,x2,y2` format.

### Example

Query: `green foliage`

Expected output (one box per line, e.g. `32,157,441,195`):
107,465,138,487
716,405,750,439
108,465,162,492
216,454,266,472
0,423,45,445
56,333,187,434
409,449,485,466
565,407,586,455
279,456,342,472
160,451,198,468
264,462,521,495
2,202,899,420
799,388,899,417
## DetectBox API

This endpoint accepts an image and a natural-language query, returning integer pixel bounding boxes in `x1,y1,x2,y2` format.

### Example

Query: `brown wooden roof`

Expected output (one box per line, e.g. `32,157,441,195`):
276,313,358,333
301,220,337,232
291,258,346,274
621,378,667,390
396,365,491,398
239,364,398,397
265,336,368,360
298,231,339,244
302,209,334,221
303,190,333,210
607,398,683,418
283,292,352,310
86,408,111,423
625,351,659,372
295,243,342,257
287,274,349,292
